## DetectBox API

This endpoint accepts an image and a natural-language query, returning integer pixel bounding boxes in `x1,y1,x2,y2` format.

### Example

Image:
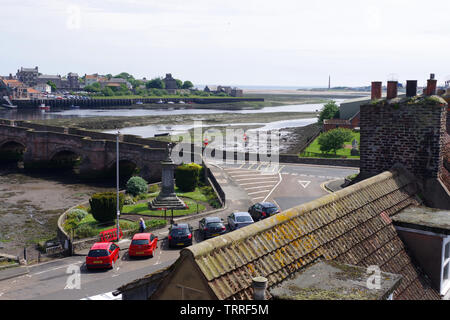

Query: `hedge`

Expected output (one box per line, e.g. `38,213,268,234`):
89,192,125,223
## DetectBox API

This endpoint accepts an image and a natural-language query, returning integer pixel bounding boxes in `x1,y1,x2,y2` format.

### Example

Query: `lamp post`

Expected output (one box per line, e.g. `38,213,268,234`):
116,130,120,241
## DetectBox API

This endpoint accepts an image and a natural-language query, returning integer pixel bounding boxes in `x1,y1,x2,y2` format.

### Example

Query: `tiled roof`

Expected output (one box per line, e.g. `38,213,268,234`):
323,119,351,125
182,167,440,300
2,79,24,88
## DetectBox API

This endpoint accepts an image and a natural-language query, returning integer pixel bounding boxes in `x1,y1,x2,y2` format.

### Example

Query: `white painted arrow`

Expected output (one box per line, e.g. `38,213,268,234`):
298,180,311,188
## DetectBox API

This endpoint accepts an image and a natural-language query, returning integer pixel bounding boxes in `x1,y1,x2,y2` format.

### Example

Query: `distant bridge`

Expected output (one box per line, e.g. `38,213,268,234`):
0,119,170,182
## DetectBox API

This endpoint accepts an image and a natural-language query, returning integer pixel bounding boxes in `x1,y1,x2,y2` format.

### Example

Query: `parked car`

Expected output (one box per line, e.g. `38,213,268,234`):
227,212,254,231
248,202,280,221
199,217,226,239
86,242,120,270
168,223,193,248
128,233,158,258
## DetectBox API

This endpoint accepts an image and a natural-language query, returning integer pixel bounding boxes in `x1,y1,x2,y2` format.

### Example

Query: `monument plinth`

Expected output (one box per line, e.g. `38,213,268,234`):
148,143,186,211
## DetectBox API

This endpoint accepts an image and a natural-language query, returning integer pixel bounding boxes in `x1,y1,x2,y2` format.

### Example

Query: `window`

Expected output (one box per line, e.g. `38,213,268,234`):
442,237,450,295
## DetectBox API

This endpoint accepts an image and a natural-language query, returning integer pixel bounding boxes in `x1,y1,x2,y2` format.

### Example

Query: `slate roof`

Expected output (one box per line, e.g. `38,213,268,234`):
182,167,441,300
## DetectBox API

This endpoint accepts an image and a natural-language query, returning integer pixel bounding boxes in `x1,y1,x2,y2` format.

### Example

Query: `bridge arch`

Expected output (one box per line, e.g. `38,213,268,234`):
0,139,26,163
48,146,89,174
106,156,141,185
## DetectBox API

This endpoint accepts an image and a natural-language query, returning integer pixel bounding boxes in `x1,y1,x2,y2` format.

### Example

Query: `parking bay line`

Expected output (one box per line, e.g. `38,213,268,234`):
235,177,280,182
239,180,279,186
247,190,272,195
244,185,277,190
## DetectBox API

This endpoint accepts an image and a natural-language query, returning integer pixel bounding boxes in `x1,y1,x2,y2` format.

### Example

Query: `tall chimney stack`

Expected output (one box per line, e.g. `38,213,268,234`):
425,73,437,96
371,81,382,100
406,80,417,97
386,81,398,99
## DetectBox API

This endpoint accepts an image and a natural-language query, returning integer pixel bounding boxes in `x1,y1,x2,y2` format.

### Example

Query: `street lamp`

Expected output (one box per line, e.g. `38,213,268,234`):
116,130,120,241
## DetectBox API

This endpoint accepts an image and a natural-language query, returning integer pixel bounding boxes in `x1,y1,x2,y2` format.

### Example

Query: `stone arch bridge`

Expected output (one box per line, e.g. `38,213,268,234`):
0,119,171,182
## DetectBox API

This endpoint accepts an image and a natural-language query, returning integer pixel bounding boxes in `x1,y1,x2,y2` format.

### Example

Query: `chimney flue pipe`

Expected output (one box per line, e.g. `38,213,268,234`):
252,277,268,300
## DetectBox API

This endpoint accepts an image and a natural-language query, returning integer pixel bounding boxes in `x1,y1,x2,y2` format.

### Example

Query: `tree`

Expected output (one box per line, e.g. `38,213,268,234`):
89,192,124,223
175,79,183,89
318,101,340,124
146,78,165,89
175,163,203,192
47,81,57,92
182,81,194,89
318,128,353,154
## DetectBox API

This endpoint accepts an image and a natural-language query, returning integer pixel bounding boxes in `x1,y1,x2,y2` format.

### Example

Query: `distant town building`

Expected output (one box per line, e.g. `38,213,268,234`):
34,83,52,93
204,85,243,97
104,77,132,89
16,66,39,86
0,79,29,99
84,74,108,86
36,72,80,91
163,73,177,94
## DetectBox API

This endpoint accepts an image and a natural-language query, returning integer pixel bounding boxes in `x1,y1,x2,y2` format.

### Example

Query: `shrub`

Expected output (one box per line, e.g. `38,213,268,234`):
89,192,125,223
124,195,136,205
74,224,97,238
148,184,159,194
175,163,203,192
67,208,88,222
126,176,148,196
63,218,79,233
318,128,353,154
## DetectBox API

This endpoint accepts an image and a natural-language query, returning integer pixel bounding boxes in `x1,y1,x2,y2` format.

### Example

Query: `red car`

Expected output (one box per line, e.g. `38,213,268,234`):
128,233,158,258
86,242,120,270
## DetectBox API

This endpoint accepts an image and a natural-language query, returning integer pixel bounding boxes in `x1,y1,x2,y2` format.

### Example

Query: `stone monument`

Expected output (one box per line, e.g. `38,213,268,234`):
148,143,186,212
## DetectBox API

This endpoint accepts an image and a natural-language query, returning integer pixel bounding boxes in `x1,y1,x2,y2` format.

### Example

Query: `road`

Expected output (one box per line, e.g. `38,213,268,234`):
0,161,358,300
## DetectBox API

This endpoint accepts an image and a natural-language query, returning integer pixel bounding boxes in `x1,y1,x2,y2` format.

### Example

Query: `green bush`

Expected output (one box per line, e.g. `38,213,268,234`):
75,224,98,238
63,218,79,233
67,208,88,221
148,184,159,193
175,163,203,192
124,195,136,205
199,186,221,208
126,176,148,196
89,192,125,223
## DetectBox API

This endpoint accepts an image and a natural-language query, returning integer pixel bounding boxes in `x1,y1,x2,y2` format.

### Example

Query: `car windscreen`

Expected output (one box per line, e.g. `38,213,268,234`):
206,222,223,228
131,239,149,245
236,215,252,222
171,228,189,236
88,249,109,257
265,206,278,213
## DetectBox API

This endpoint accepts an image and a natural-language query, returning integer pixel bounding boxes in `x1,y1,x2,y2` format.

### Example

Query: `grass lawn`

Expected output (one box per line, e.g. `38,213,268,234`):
122,198,205,217
77,214,138,232
301,130,360,159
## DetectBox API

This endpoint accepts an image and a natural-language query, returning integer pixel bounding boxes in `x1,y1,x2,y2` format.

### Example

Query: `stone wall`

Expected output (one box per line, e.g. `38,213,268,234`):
360,99,447,181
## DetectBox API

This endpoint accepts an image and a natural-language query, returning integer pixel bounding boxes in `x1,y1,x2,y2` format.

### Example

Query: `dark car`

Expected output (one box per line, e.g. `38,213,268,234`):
168,223,193,248
248,202,280,221
227,212,254,231
199,217,226,239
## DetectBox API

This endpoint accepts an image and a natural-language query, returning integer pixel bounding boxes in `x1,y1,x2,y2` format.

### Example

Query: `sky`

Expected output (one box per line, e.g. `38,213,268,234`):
1,0,449,88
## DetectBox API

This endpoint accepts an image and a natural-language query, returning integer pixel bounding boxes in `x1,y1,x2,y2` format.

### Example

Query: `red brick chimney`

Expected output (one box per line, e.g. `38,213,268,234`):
425,73,437,96
386,81,398,99
371,82,382,100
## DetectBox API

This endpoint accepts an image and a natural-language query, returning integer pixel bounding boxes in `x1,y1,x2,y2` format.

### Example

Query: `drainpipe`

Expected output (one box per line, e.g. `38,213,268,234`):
252,276,268,300
386,81,398,99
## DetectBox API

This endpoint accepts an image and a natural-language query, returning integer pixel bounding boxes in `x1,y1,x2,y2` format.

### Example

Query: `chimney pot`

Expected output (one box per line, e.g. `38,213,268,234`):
252,276,268,300
371,81,382,100
386,81,398,99
406,80,417,97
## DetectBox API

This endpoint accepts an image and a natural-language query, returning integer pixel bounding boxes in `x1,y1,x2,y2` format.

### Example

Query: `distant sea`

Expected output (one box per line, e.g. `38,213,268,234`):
194,84,322,90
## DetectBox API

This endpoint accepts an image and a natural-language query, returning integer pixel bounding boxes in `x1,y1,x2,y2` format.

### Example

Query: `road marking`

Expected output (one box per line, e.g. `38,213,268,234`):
244,185,276,190
235,177,279,182
298,180,311,188
252,196,265,200
239,180,279,186
230,174,261,178
31,261,84,276
247,189,272,195
263,173,283,202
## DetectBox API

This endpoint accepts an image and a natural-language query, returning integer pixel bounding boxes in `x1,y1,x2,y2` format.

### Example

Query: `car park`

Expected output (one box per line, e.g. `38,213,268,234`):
227,212,254,231
128,233,158,258
86,242,120,270
248,202,280,221
168,223,193,248
199,217,226,239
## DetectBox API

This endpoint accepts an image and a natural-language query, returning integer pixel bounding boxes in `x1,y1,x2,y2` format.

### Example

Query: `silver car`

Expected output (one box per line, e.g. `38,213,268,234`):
227,212,254,231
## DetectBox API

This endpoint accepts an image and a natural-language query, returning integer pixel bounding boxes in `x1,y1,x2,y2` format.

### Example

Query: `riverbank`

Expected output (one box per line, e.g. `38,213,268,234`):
32,111,319,130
